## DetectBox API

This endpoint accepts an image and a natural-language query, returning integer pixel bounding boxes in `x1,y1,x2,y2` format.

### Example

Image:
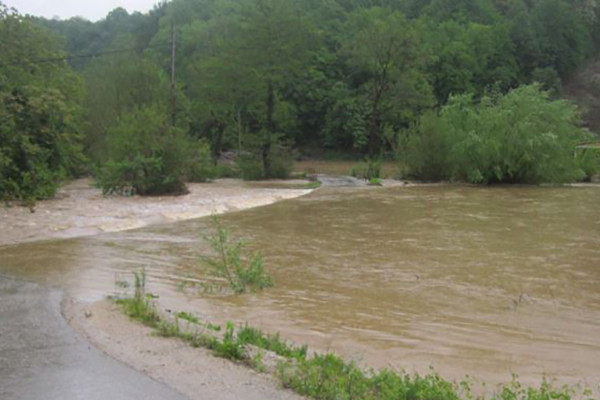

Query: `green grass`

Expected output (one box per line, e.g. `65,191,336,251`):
175,311,199,324
304,180,322,189
236,324,308,360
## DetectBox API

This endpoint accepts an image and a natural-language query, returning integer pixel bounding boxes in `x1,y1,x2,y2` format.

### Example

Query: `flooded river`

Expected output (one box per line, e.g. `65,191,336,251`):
1,185,599,390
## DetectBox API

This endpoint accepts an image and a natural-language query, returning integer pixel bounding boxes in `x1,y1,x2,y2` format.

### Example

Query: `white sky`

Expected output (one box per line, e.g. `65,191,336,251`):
6,0,160,21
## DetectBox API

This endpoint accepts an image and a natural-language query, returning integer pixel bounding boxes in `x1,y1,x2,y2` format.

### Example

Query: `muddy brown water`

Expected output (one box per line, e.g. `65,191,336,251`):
1,185,599,391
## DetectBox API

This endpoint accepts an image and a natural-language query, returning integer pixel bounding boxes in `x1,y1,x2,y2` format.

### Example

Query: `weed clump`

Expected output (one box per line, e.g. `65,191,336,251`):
201,216,274,294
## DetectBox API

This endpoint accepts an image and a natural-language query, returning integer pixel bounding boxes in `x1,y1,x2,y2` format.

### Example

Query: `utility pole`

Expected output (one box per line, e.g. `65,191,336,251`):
170,22,176,127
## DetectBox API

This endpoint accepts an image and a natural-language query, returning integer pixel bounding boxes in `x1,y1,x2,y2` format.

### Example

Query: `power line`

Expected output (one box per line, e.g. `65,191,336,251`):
0,43,169,67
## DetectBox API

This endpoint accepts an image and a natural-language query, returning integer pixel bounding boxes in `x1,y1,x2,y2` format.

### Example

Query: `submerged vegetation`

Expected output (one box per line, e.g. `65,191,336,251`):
3,0,600,201
117,270,592,400
200,216,274,294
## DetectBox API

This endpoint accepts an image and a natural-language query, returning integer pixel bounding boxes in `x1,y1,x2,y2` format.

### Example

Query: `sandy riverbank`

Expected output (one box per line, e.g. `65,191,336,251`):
64,299,304,400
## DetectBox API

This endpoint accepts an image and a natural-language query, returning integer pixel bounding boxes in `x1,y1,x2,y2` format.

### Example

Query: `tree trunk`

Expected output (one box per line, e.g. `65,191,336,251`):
369,91,381,158
262,81,275,178
237,108,243,153
213,121,224,166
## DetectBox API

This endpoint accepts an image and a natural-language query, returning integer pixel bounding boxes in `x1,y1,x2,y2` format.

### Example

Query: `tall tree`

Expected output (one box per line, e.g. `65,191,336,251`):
343,8,433,156
0,3,86,201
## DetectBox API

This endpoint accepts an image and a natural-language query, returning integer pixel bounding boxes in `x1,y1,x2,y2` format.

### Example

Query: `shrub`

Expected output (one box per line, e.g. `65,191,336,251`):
187,139,216,182
201,216,274,294
235,142,294,181
0,88,86,201
401,85,594,184
575,146,600,181
351,158,382,180
266,143,294,179
236,154,264,181
96,106,190,196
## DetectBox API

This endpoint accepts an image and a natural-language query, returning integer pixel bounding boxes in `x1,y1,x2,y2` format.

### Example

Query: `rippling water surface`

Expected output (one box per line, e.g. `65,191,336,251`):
1,185,599,388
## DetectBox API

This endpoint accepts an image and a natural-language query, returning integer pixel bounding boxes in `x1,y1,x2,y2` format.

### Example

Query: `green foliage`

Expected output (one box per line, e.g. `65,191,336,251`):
369,177,383,186
493,377,578,400
82,54,174,161
575,147,600,180
96,106,190,196
237,324,308,360
402,85,593,184
175,311,199,324
278,353,463,400
201,216,274,294
236,142,294,181
350,158,382,180
0,5,86,201
116,269,162,327
187,139,216,182
342,8,434,156
236,154,264,181
213,321,246,360
11,0,600,181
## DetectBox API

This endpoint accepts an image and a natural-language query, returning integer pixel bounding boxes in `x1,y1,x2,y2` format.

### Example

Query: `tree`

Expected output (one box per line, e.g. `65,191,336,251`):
82,48,172,161
0,3,86,201
230,0,317,177
343,8,433,156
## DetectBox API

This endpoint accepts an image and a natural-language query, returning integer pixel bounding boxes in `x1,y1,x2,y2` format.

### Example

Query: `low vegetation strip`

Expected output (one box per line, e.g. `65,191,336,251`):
115,273,592,400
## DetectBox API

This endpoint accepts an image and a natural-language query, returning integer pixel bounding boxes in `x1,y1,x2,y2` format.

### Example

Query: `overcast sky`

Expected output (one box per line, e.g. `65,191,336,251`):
6,0,160,21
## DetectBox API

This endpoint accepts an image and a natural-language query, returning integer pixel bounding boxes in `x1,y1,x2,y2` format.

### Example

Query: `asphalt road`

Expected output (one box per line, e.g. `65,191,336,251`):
0,276,190,400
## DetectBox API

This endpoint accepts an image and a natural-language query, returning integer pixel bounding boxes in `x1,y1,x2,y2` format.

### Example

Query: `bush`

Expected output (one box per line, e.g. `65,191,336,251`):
96,106,190,196
187,139,216,182
201,216,274,294
235,142,294,181
350,158,382,180
401,85,594,184
236,154,264,181
575,146,600,181
0,88,86,201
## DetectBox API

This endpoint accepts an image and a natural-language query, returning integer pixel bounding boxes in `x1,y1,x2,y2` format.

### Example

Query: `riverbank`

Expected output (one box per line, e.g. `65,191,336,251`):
0,178,313,247
0,177,316,400
64,298,305,400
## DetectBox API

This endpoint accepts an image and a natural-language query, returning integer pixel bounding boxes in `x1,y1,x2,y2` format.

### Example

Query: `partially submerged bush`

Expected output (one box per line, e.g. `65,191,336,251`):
201,216,274,294
96,106,190,196
401,85,597,184
351,158,382,180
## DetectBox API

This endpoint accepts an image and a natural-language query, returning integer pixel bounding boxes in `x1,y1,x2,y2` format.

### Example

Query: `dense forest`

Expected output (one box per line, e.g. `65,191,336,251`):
1,0,600,199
